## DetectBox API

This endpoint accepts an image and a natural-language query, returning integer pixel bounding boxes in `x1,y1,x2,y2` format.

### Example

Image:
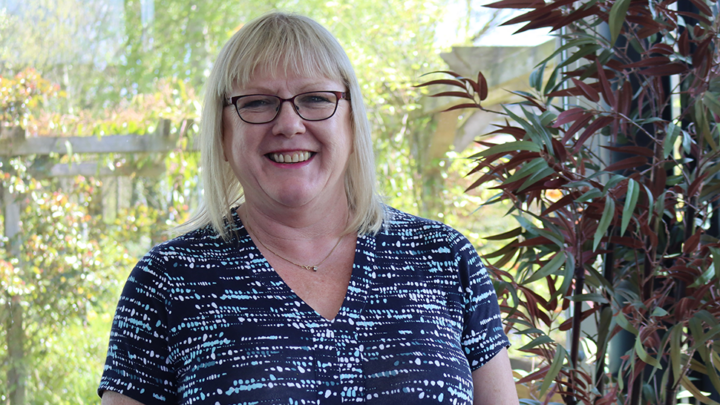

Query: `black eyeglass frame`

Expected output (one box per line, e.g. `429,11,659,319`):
224,91,351,124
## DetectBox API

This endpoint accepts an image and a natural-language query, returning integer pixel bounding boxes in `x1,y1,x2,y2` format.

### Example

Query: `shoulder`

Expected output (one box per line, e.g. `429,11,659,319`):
379,206,473,253
144,212,246,265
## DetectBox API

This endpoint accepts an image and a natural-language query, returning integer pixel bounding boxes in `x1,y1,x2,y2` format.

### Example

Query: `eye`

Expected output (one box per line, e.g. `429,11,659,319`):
238,96,276,110
298,93,335,104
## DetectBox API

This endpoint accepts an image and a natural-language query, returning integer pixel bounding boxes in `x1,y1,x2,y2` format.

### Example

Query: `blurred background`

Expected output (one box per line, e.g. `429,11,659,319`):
0,0,554,403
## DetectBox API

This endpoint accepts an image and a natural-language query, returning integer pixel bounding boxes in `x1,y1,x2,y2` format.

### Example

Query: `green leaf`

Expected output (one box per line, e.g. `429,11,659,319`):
703,92,720,118
535,38,599,68
576,188,603,203
621,179,640,236
502,105,536,136
539,345,567,399
471,141,541,159
635,334,662,368
505,158,548,184
544,67,559,95
651,307,668,317
643,183,655,221
518,166,556,192
514,215,539,234
683,129,694,155
664,122,681,158
616,311,639,335
568,293,609,304
597,306,613,357
609,0,632,44
690,316,720,393
518,335,554,351
558,253,575,297
522,106,554,152
535,228,565,248
593,196,615,251
530,62,546,92
517,328,545,335
525,252,566,284
603,174,626,194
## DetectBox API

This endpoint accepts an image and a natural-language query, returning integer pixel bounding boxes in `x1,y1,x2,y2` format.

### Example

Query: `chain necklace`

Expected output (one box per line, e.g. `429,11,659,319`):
243,218,344,272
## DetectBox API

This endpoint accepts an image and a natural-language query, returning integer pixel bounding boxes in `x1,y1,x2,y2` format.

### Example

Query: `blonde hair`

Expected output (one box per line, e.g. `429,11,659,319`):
178,12,385,240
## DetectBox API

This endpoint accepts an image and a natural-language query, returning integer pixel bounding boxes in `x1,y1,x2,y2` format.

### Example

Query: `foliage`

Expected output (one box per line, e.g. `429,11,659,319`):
420,0,720,404
0,68,63,130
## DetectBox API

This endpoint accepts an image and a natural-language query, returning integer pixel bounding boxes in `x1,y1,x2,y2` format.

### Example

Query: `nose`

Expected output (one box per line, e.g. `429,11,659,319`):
272,100,305,138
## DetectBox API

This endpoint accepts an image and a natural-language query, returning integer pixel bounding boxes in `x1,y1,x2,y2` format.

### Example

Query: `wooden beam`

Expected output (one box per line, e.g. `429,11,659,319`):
0,134,198,156
32,161,167,178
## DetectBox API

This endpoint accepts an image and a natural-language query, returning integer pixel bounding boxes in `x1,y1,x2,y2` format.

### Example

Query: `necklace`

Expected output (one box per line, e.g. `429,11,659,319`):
243,218,344,272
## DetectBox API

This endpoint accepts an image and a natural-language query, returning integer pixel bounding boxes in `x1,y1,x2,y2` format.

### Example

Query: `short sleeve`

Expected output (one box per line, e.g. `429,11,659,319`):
453,233,510,371
98,248,177,404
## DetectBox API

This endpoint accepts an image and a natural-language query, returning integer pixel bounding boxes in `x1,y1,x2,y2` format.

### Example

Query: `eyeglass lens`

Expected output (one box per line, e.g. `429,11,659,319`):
234,91,340,124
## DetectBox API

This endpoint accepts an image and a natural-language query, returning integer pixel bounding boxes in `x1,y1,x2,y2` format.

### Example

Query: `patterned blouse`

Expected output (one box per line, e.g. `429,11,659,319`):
98,207,509,405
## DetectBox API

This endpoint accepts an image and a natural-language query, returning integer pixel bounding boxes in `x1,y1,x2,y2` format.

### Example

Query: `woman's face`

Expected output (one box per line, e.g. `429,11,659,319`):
222,71,353,211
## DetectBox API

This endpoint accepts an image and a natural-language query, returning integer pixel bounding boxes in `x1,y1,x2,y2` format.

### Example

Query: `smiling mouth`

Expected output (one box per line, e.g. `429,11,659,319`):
267,151,314,164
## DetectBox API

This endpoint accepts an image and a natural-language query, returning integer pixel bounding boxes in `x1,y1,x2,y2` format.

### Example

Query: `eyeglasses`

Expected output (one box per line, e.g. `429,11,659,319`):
224,91,351,124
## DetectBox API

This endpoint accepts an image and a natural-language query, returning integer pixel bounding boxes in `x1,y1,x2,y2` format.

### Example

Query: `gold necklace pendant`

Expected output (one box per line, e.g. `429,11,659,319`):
244,218,343,273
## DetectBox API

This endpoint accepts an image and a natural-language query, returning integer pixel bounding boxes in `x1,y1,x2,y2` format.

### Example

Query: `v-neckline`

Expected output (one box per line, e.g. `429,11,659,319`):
236,218,372,323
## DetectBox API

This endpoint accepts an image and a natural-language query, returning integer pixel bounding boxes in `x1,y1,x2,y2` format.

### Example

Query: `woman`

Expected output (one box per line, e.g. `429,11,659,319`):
99,12,518,405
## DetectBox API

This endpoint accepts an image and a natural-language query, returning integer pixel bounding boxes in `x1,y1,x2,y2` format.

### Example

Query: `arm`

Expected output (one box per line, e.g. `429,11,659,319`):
472,347,519,405
101,391,146,405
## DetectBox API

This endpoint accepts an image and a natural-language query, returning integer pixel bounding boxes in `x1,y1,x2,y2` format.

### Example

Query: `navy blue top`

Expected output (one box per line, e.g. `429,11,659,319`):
98,208,509,404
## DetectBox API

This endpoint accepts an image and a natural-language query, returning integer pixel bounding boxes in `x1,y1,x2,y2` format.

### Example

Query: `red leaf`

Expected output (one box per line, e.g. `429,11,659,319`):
551,6,598,30
551,138,567,162
571,78,600,102
683,229,703,254
511,236,554,247
484,0,545,8
429,91,475,100
622,56,671,68
641,63,688,76
442,103,481,112
548,82,602,98
640,222,658,247
679,29,690,57
601,145,654,157
692,37,713,69
415,79,468,89
637,25,664,40
561,112,594,144
687,173,709,198
508,91,546,111
573,116,614,154
651,166,667,199
644,43,674,55
582,249,613,264
554,107,587,127
596,59,616,108
477,71,488,101
559,306,599,331
604,156,648,172
485,123,527,141
688,0,713,15
676,11,711,26
517,365,551,384
609,236,644,249
542,193,576,216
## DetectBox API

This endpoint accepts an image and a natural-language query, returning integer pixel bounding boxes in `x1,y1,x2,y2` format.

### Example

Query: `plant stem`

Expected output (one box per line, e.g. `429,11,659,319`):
567,261,586,405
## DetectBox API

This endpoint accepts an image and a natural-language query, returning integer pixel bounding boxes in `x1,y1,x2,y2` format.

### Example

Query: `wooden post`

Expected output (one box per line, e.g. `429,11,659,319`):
3,185,25,405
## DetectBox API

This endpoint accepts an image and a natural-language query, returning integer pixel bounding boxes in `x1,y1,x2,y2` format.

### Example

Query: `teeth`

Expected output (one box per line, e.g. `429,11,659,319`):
270,151,311,163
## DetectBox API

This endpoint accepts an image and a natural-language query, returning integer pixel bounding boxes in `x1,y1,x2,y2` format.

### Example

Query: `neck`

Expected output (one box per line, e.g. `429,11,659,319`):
239,195,351,242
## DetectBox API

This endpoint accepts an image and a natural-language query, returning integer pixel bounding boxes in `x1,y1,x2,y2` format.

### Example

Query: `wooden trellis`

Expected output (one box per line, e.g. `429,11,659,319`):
0,119,197,405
